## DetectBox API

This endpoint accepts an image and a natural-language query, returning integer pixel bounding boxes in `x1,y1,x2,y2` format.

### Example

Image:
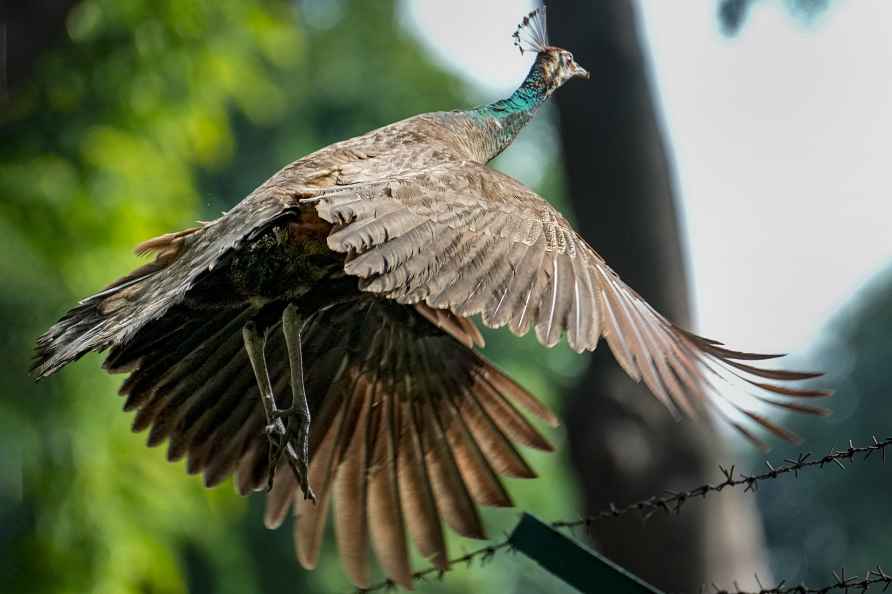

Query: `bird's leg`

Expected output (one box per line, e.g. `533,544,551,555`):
242,320,287,491
242,320,307,496
278,303,316,502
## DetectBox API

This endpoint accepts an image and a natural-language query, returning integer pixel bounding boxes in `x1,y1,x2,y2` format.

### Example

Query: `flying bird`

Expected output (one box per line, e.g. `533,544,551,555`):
32,7,828,589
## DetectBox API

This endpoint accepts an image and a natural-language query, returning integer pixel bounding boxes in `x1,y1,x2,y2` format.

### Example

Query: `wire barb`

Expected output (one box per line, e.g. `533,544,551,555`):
710,564,892,593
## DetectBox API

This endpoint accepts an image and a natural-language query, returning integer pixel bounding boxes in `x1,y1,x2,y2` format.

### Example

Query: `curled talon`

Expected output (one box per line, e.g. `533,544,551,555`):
270,408,293,421
281,442,315,502
303,486,317,504
265,420,286,436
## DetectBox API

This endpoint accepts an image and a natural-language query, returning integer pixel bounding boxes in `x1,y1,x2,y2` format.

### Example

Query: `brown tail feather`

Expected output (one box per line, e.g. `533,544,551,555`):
366,392,413,589
332,379,373,588
294,401,344,568
397,398,448,571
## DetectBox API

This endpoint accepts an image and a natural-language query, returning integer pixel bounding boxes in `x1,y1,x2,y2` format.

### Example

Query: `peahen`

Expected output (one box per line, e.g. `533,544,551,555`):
31,8,829,589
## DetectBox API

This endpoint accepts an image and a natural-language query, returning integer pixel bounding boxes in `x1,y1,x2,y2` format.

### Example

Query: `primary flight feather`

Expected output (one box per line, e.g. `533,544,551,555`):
31,7,827,589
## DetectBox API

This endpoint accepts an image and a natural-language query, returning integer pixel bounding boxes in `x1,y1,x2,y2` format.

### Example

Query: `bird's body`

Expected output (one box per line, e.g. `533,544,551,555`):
32,9,827,589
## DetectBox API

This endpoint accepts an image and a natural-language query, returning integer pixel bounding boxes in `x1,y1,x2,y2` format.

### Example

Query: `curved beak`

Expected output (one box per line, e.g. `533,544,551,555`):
572,60,590,80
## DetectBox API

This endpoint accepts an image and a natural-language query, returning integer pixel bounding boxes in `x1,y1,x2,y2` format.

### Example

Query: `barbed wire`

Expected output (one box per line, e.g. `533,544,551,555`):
553,435,891,531
355,435,891,593
708,565,892,593
356,538,514,593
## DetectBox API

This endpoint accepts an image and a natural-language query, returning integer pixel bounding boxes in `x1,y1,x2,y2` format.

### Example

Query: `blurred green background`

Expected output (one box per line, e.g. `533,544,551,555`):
3,1,891,593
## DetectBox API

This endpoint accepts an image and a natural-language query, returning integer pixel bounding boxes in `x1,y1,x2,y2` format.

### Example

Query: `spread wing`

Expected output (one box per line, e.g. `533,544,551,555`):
306,160,829,443
100,297,555,588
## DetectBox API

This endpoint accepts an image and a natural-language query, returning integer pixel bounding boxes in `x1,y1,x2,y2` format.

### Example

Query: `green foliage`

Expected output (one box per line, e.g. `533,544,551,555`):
0,1,579,593
1,2,306,592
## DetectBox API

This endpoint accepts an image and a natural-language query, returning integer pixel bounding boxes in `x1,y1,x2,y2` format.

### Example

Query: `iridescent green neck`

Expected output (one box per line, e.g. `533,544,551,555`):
467,54,550,162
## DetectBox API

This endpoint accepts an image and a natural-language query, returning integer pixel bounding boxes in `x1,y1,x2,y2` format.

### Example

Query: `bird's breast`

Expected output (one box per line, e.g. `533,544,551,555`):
225,208,344,301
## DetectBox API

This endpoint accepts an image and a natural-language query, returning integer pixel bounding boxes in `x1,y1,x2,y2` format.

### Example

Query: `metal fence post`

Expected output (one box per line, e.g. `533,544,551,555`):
508,513,665,594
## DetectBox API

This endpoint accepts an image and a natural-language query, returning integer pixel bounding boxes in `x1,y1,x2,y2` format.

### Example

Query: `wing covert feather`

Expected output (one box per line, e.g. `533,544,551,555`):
307,160,829,443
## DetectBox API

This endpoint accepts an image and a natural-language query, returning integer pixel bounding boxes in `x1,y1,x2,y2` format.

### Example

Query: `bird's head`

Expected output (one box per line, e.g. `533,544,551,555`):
512,6,589,95
537,46,590,91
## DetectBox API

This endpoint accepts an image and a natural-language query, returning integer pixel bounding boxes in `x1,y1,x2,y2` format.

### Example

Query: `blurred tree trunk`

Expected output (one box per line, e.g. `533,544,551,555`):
549,2,770,592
